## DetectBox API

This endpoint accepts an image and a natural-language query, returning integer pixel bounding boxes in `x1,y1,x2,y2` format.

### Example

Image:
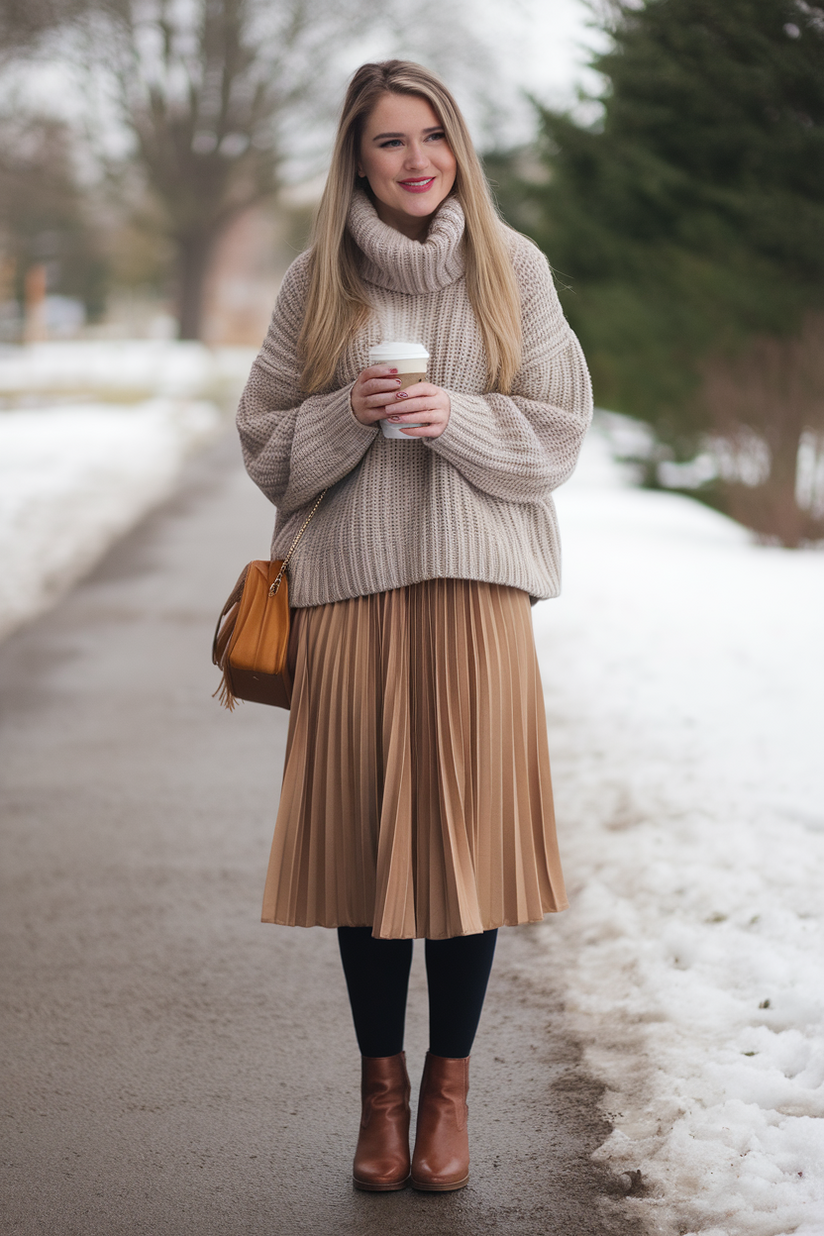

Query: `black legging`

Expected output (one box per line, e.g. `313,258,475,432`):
337,926,498,1059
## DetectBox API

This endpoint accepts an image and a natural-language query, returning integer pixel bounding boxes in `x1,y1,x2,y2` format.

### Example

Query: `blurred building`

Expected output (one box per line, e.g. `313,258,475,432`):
200,190,323,348
200,206,286,348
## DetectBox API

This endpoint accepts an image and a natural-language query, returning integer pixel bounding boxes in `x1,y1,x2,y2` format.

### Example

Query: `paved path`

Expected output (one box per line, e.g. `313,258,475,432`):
0,437,641,1235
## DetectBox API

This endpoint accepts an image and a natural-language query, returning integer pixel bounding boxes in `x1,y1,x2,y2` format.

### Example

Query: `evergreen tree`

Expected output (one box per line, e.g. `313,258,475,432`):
499,0,824,543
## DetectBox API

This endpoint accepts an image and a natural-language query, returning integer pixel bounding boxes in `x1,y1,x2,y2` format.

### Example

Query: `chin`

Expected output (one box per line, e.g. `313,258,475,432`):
401,194,444,215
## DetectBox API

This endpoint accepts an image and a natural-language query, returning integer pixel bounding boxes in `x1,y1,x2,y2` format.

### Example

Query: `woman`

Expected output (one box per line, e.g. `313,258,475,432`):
236,60,592,1193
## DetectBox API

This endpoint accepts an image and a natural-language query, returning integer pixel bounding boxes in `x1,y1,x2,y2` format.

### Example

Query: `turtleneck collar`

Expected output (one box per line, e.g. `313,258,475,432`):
346,189,466,295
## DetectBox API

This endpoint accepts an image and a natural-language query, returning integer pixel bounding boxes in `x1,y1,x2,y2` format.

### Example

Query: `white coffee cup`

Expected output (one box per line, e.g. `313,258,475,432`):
369,341,430,439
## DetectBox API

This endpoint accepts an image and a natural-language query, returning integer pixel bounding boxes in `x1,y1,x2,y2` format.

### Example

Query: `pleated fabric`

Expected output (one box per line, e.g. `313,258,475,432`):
261,579,567,939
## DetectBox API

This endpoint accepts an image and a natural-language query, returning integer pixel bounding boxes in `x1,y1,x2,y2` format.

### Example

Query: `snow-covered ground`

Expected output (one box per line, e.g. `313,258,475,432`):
0,339,255,401
0,341,255,641
540,423,824,1236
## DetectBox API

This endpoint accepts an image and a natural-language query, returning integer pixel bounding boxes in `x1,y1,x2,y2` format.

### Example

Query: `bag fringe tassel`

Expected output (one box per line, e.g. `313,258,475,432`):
213,675,240,711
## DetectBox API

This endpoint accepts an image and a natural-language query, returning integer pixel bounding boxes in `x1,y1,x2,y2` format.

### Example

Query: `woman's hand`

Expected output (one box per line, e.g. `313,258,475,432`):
350,367,451,439
350,365,404,426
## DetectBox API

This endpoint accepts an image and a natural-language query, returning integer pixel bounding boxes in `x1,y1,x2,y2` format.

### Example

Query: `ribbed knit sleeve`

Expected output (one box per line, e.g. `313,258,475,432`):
236,253,378,514
428,238,592,503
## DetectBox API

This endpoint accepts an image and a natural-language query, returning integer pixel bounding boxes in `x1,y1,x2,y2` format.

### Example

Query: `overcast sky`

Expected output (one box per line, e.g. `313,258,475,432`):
479,0,610,143
478,0,607,107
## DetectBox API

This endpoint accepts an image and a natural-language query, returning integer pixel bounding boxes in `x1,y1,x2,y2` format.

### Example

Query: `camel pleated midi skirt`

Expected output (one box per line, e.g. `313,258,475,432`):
261,578,568,939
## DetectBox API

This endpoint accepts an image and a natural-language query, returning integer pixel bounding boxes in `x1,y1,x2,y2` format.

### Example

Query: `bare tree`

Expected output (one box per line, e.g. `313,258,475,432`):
70,0,324,337
62,0,487,339
0,0,88,61
699,315,824,546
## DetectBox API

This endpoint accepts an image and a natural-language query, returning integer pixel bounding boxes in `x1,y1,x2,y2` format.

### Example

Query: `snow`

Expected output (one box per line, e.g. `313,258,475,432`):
0,342,256,641
0,339,255,399
538,420,824,1236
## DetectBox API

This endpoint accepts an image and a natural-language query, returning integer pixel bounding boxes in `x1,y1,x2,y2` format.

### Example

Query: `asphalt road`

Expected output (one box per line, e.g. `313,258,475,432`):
0,435,642,1236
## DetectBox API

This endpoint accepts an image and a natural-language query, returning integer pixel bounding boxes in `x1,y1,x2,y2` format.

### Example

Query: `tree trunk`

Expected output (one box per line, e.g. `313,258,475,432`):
176,231,215,341
765,426,808,548
699,322,824,546
723,427,817,548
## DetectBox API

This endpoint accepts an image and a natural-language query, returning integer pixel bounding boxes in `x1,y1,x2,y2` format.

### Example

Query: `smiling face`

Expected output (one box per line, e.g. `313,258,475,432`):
357,92,458,241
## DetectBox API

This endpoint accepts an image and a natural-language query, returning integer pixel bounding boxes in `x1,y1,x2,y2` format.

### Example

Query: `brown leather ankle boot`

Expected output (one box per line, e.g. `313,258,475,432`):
352,1052,411,1191
410,1052,470,1191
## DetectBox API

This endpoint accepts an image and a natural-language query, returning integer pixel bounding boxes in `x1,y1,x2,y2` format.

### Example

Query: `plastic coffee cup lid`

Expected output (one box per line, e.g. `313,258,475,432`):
368,341,430,362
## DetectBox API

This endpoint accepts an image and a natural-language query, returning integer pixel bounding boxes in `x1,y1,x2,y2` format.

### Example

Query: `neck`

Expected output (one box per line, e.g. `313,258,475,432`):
373,198,433,242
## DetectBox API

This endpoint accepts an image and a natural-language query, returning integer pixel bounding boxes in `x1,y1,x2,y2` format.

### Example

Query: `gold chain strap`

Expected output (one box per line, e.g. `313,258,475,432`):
269,489,327,597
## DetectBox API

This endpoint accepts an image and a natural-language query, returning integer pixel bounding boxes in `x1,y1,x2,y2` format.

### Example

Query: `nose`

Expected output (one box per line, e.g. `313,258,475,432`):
404,141,428,170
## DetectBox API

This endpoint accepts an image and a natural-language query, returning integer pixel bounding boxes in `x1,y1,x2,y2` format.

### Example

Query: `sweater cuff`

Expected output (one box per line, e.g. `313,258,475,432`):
294,382,379,479
281,382,380,510
427,391,491,462
328,382,380,448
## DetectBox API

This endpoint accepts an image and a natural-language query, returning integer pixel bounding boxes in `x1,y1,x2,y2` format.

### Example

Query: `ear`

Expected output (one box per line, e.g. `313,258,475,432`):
356,164,365,178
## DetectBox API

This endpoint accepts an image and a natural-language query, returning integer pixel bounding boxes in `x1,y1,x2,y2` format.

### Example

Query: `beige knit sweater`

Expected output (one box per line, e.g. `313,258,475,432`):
236,191,593,608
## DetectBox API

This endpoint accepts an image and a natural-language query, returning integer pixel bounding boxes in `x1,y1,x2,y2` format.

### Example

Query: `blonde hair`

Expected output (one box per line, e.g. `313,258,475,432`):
299,60,522,394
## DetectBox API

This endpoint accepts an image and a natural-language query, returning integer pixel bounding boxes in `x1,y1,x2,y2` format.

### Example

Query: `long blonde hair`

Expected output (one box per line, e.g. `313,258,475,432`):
299,60,522,394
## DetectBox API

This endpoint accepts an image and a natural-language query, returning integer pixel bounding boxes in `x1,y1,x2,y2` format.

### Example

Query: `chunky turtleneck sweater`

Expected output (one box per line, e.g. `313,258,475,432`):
236,191,593,608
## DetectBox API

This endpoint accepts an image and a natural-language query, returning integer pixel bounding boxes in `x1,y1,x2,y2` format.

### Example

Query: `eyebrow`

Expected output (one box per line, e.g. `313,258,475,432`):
370,126,444,141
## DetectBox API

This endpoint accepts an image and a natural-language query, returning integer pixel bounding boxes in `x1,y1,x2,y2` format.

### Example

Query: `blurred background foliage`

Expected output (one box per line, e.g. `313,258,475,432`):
1,0,823,544
0,111,108,320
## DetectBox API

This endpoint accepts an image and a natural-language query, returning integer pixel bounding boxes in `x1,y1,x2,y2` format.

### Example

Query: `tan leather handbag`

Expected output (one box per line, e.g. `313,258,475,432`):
212,490,326,710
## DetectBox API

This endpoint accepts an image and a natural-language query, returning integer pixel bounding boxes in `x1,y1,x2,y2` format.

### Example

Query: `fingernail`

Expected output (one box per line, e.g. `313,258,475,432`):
395,379,402,386
395,391,408,399
389,368,398,374
389,415,400,421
